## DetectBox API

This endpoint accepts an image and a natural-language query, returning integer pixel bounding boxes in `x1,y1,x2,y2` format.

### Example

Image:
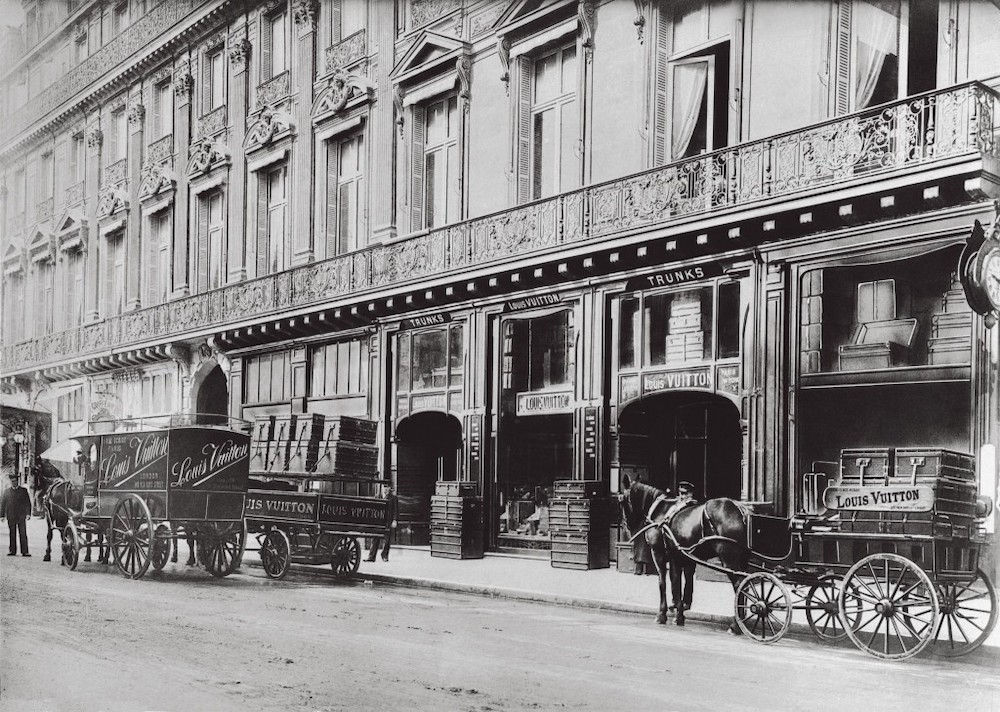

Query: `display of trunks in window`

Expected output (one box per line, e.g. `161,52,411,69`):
552,479,605,500
312,441,379,477
548,497,610,531
550,531,610,570
434,481,478,498
838,318,918,371
665,332,704,363
927,311,972,365
319,415,379,445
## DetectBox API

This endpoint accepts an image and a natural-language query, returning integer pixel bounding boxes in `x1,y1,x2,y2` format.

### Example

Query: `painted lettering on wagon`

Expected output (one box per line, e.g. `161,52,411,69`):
822,485,935,512
320,503,384,521
245,496,316,517
171,438,250,488
99,432,169,488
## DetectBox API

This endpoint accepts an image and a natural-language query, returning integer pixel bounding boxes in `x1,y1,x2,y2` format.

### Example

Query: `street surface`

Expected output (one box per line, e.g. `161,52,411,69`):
2,551,998,712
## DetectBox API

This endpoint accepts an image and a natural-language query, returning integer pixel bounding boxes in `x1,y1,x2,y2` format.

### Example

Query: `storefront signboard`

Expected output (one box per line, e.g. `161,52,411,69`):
399,313,451,330
411,393,447,411
717,364,740,396
516,389,574,416
643,367,713,393
822,484,935,512
503,294,562,312
625,262,725,292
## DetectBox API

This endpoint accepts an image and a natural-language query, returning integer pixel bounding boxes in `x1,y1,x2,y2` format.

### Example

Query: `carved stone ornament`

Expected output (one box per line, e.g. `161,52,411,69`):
498,36,511,94
579,0,596,59
186,138,231,178
457,55,472,104
293,0,319,29
244,106,294,151
229,37,251,70
411,0,461,29
74,22,87,43
312,71,374,119
127,101,145,125
96,185,129,218
87,127,104,149
138,162,176,200
393,85,405,138
633,0,647,43
324,29,366,74
173,67,194,97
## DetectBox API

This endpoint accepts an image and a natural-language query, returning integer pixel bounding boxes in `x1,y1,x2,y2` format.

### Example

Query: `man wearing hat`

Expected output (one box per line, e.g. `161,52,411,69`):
1,471,32,557
668,480,698,612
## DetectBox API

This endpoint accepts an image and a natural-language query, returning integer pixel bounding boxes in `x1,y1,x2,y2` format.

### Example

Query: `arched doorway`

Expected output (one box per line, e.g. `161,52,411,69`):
394,411,463,544
194,365,229,425
617,391,741,500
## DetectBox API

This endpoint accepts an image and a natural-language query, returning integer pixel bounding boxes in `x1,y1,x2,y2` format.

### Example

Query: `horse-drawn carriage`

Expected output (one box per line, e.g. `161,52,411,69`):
44,416,251,580
622,447,997,660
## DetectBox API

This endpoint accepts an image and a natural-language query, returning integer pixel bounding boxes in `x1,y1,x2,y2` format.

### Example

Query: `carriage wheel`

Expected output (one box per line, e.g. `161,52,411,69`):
928,569,998,657
150,524,172,572
61,521,80,571
260,529,292,580
199,522,245,578
840,553,939,660
734,572,793,644
805,574,859,642
330,536,361,579
109,495,154,580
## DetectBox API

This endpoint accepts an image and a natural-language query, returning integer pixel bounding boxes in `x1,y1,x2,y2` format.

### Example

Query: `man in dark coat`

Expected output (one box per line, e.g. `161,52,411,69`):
1,474,32,556
365,484,399,562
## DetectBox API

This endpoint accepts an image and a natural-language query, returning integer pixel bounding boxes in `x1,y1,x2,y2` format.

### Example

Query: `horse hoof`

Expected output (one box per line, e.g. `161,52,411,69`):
674,618,685,627
656,614,667,625
43,554,51,562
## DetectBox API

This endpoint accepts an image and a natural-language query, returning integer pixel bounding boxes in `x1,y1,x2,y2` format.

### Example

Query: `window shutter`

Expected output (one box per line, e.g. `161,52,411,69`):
338,182,351,255
331,0,342,43
197,197,210,291
102,239,112,317
261,15,273,81
202,52,212,116
53,141,67,204
515,56,532,204
145,218,155,306
834,0,852,115
152,83,161,137
652,8,671,166
410,105,426,231
256,175,269,275
325,139,339,257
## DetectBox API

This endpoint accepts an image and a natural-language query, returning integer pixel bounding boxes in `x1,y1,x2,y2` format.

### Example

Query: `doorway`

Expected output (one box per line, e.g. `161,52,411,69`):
394,411,463,544
617,391,741,500
195,365,229,425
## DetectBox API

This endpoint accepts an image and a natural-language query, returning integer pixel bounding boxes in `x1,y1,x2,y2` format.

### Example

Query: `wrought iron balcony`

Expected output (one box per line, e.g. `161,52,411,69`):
3,82,998,376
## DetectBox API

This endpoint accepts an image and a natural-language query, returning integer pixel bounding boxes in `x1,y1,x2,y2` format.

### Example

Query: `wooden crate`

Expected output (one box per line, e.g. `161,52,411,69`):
840,448,893,484
550,530,610,570
430,525,484,559
435,481,479,498
615,542,635,573
548,497,611,531
320,416,379,445
894,449,976,481
552,480,605,500
252,415,276,442
291,413,326,443
430,496,482,527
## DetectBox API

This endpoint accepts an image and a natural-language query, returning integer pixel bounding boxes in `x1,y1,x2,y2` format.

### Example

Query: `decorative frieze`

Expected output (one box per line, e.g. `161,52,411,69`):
148,134,174,163
65,181,86,206
151,65,173,87
312,72,373,120
470,3,505,37
198,105,228,137
324,30,366,74
411,0,461,29
138,161,176,201
256,71,291,107
229,37,251,72
105,158,128,186
244,106,294,151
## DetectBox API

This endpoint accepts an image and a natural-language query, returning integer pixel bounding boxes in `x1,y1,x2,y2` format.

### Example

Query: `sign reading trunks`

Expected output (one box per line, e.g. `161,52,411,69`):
625,262,724,292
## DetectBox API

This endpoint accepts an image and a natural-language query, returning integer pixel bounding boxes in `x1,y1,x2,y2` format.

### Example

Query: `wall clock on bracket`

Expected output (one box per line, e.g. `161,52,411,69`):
959,212,1000,328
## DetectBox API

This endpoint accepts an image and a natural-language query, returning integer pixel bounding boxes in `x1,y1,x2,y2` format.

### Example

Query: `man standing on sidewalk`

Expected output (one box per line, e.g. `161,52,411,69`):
1,473,32,557
366,484,398,562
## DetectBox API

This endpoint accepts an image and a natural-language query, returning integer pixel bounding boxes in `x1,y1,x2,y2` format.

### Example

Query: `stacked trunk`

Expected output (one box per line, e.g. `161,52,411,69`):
430,481,484,559
249,414,379,477
549,480,610,570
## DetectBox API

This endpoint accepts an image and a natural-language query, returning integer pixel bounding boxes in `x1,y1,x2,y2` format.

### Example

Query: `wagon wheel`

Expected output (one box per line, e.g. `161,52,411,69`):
734,572,793,644
330,536,361,579
928,569,998,657
150,524,172,572
805,574,859,642
109,494,154,580
199,522,245,578
840,553,940,660
61,521,80,570
260,529,292,580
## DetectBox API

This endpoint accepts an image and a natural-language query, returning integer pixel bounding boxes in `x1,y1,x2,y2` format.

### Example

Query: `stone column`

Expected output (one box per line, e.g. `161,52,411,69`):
125,91,144,311
172,58,194,297
370,0,397,242
227,33,251,282
291,4,318,266
84,114,103,322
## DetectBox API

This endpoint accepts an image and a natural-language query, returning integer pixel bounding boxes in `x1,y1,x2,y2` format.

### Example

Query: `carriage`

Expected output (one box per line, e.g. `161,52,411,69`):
46,416,252,580
725,448,997,660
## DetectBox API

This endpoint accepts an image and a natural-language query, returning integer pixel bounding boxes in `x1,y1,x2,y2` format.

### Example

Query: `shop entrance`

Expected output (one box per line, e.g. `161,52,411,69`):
617,391,741,500
394,411,463,544
194,364,229,425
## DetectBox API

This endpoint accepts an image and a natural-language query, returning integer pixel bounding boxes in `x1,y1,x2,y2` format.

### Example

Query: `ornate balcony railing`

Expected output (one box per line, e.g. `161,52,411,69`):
105,158,128,186
35,197,54,223
65,181,86,206
148,134,174,163
256,71,291,107
197,105,227,137
324,30,366,75
3,82,998,375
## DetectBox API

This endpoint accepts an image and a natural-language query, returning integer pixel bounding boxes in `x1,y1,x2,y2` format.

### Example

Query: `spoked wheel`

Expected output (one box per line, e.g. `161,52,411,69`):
150,524,172,572
928,569,998,657
199,522,245,578
330,536,361,579
734,572,793,644
840,553,940,660
260,529,292,580
61,521,80,570
109,494,154,580
805,574,858,642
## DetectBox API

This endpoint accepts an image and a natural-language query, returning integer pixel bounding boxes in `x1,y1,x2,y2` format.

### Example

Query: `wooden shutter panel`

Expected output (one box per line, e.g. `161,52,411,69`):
653,8,671,166
145,217,155,306
197,198,210,292
261,15,273,81
515,56,532,204
53,141,67,204
834,0,852,115
325,139,339,257
410,105,425,231
102,238,112,317
256,174,269,275
331,0,342,43
152,83,162,136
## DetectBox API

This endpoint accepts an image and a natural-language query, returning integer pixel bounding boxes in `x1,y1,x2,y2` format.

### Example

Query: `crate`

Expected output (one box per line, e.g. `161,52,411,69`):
286,441,319,473
290,413,325,443
549,497,611,531
894,449,976,481
252,415,276,443
249,439,271,471
311,441,379,476
435,481,479,498
552,480,605,500
550,531,610,570
838,341,908,370
270,415,296,442
840,448,893,483
430,496,482,526
930,311,972,340
264,440,291,473
430,525,484,559
320,416,379,445
928,338,971,365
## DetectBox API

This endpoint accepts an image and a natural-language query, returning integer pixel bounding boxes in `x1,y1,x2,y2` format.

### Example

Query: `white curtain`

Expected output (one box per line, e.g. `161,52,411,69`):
853,0,900,110
671,61,709,160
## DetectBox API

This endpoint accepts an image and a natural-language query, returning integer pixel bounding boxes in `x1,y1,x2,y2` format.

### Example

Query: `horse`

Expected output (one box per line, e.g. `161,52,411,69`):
41,479,107,565
619,474,749,629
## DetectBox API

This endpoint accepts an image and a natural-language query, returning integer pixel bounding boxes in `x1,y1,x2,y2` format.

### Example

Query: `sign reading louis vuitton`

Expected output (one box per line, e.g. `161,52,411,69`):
516,389,573,416
643,368,713,393
626,262,724,292
504,294,562,312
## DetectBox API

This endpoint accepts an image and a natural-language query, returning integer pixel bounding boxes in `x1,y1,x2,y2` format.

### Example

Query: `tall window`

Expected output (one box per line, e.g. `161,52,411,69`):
104,230,125,316
112,1,128,35
528,44,579,201
265,165,287,274
206,192,225,289
205,49,225,114
40,151,53,200
263,11,288,80
37,261,55,334
244,351,292,404
310,338,370,398
108,108,127,163
147,210,172,304
65,249,85,328
332,0,365,44
74,34,87,66
327,132,365,256
153,80,173,139
668,41,729,160
422,95,460,228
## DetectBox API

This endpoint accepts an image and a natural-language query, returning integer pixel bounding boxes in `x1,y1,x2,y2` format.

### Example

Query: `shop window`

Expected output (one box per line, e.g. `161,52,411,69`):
503,310,573,392
244,351,292,405
310,338,370,398
717,281,740,359
395,325,464,393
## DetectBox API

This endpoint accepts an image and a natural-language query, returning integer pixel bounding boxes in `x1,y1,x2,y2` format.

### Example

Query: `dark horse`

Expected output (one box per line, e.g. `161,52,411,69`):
42,479,107,565
619,474,749,628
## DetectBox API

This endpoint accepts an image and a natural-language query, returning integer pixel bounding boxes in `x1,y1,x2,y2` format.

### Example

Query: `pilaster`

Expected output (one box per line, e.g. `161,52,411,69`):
370,0,397,242
228,31,251,282
291,8,317,265
84,114,103,322
125,92,144,311
173,59,194,297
